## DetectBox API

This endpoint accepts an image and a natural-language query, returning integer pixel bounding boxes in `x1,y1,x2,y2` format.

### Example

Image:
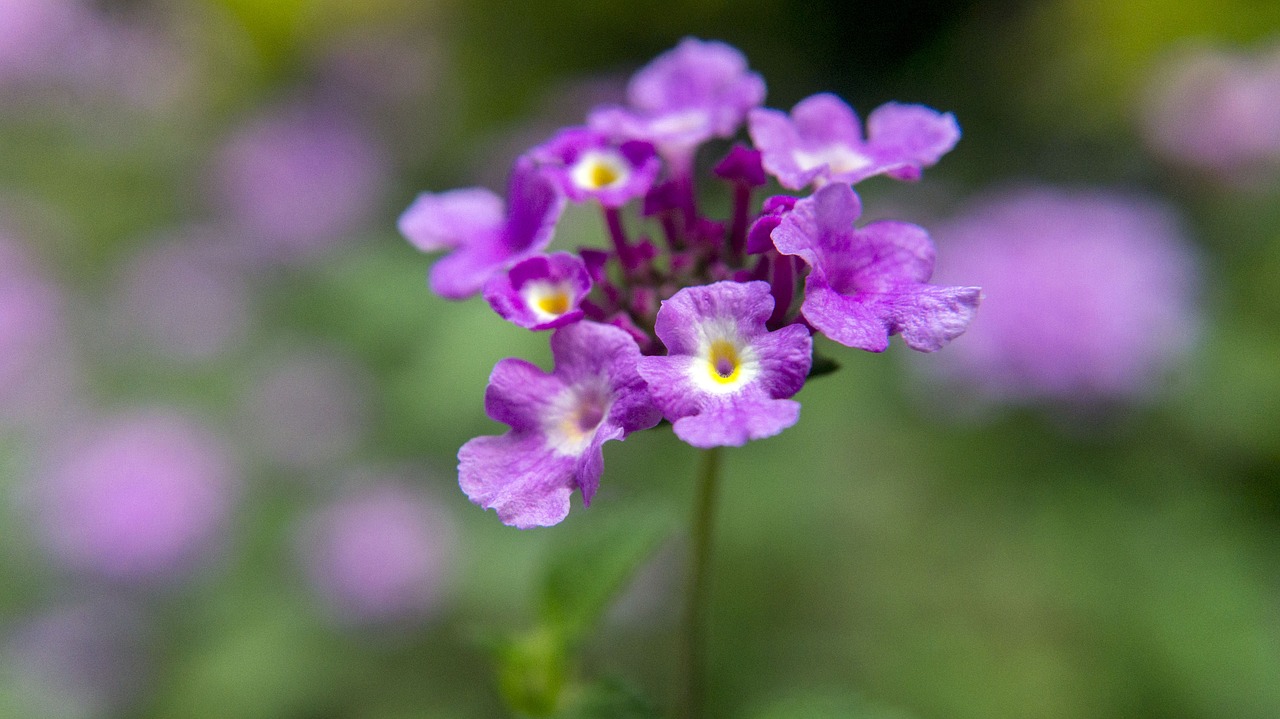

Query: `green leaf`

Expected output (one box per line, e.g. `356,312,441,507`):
538,509,675,645
493,628,572,718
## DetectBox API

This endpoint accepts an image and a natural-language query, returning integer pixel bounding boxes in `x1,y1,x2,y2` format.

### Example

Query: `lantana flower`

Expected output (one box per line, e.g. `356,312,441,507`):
638,281,812,448
589,37,766,166
398,158,564,299
459,321,661,528
531,127,660,208
771,182,981,352
483,252,592,331
749,93,959,189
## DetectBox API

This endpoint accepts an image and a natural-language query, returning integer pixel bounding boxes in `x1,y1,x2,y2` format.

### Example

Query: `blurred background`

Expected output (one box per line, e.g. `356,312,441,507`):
1,0,1279,717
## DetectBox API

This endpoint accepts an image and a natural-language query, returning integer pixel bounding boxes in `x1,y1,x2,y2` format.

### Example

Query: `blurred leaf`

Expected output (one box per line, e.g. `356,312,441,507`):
751,692,914,719
538,509,675,645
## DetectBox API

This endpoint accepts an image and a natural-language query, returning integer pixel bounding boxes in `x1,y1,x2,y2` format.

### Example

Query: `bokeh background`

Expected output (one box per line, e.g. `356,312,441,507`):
2,1,1279,717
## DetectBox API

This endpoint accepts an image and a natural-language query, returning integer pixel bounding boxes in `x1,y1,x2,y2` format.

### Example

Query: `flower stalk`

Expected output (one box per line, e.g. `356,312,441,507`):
679,445,722,719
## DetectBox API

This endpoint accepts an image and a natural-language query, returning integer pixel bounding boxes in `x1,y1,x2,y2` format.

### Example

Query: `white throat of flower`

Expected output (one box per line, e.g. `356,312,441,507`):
570,150,631,192
689,321,759,395
793,144,872,177
521,280,575,322
544,378,612,456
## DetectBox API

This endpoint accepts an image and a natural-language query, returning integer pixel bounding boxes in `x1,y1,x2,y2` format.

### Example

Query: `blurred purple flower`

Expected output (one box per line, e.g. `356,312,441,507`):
930,187,1200,404
3,600,148,717
214,104,387,262
238,346,373,472
34,409,239,582
1143,45,1280,182
110,231,253,363
298,482,454,625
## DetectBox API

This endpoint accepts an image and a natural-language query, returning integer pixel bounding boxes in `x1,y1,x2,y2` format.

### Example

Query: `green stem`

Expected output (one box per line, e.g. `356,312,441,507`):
679,446,722,719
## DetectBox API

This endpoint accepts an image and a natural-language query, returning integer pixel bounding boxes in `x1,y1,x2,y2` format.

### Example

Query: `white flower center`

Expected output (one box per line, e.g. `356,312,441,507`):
689,324,758,395
520,280,575,322
570,150,631,191
792,144,872,176
543,379,611,456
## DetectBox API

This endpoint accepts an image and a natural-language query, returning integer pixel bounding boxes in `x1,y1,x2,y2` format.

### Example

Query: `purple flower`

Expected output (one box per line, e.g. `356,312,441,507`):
400,158,565,299
588,38,766,164
771,183,980,353
483,252,592,330
33,409,238,582
298,481,454,626
215,104,386,262
531,127,660,207
1143,45,1280,182
458,321,661,528
637,281,812,448
749,94,959,189
928,187,1200,403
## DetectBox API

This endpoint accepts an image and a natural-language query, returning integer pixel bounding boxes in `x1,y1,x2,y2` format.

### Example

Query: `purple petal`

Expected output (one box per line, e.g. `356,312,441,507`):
864,102,960,180
671,391,801,448
752,323,812,398
502,158,565,256
651,280,775,356
790,93,863,146
878,284,982,352
458,434,576,529
398,188,504,253
833,220,937,290
770,182,864,267
799,276,891,352
483,358,567,432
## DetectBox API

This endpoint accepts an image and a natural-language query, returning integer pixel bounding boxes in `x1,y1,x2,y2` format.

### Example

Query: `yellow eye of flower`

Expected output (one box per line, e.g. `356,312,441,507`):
535,291,571,317
586,161,620,189
707,339,741,384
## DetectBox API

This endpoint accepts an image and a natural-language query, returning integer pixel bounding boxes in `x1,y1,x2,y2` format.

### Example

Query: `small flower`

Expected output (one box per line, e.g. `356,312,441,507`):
589,37,766,163
531,127,660,207
771,182,980,353
749,94,959,189
927,187,1200,403
459,321,661,528
637,281,812,448
399,158,565,299
484,252,592,331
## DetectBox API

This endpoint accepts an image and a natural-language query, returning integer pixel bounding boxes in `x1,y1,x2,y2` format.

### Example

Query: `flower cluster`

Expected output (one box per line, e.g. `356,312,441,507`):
400,39,980,528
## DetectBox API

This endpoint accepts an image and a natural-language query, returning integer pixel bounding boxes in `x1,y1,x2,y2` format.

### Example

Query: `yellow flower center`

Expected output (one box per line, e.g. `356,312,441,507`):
535,291,571,317
707,339,742,385
571,151,629,191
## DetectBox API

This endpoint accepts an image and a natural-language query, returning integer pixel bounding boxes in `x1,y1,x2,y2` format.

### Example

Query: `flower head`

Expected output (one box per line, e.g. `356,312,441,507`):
459,321,661,528
589,38,765,163
772,182,980,353
484,252,592,330
399,158,565,299
928,187,1199,403
749,94,959,190
638,281,812,448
